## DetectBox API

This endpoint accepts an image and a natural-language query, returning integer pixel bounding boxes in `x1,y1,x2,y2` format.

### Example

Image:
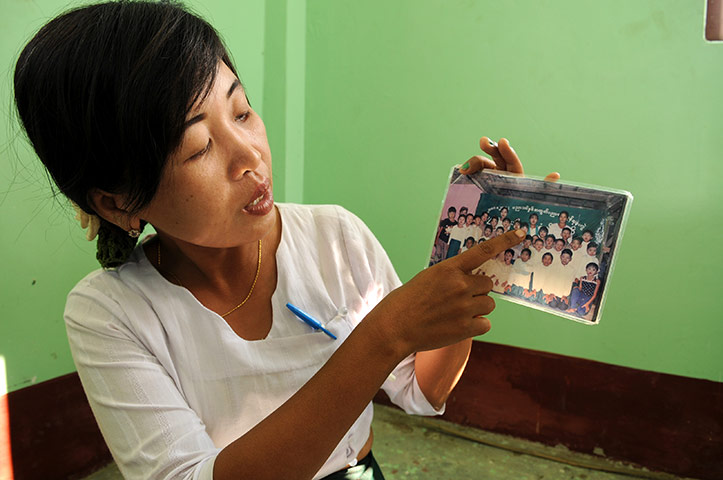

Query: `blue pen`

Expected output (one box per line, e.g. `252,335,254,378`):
286,302,337,340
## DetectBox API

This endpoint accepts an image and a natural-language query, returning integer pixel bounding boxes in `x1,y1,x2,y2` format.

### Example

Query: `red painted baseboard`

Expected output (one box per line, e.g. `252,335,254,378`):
4,342,722,479
378,341,723,480
5,373,111,480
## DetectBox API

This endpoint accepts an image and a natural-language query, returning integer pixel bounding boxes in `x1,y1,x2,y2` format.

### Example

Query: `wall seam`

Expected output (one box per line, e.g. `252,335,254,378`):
284,0,306,203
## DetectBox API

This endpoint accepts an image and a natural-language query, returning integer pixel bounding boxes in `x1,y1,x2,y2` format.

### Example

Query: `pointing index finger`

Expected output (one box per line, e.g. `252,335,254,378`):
448,229,526,273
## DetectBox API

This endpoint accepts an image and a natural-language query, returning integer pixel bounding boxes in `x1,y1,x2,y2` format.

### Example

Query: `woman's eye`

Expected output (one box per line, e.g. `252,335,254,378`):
235,111,250,122
189,140,211,160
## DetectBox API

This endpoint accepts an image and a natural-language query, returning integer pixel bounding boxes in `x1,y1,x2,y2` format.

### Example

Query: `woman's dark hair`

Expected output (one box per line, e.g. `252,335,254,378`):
14,0,236,267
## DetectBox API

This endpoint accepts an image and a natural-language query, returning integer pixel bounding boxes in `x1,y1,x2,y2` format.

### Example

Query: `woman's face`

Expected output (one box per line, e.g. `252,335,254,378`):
138,62,274,247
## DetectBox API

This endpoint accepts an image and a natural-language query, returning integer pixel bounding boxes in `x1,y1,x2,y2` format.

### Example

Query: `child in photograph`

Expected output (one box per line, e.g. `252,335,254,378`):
513,219,521,231
505,248,533,296
472,215,483,241
446,215,468,258
489,216,499,231
429,244,444,266
490,249,515,293
536,225,549,243
435,206,457,260
570,236,583,253
561,227,572,247
525,252,556,301
544,234,556,253
577,242,599,276
544,249,578,309
512,235,532,260
553,238,566,260
460,236,476,253
495,226,505,238
462,213,475,244
597,240,612,278
528,213,540,237
514,235,533,258
529,237,545,265
568,236,584,270
548,210,572,238
482,224,493,241
459,206,469,218
501,217,512,232
499,207,509,225
581,229,594,251
519,222,529,236
480,211,489,225
567,262,601,317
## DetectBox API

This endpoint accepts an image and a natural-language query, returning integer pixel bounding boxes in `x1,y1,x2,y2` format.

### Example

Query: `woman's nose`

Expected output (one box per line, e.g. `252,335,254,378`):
225,127,263,179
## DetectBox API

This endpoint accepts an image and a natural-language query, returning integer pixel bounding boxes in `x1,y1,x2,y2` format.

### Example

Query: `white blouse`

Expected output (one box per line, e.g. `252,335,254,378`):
65,203,441,480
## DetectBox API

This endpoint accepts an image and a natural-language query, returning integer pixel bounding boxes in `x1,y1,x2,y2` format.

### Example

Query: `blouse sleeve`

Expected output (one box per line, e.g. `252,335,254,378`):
65,281,219,480
336,207,444,416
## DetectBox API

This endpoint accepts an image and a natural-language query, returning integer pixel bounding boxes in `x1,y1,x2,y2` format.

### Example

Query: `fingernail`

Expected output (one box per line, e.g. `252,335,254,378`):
488,140,498,148
515,229,525,238
461,161,470,170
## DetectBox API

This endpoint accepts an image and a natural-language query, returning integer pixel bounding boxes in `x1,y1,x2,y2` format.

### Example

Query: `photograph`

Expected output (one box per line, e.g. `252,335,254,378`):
430,169,632,324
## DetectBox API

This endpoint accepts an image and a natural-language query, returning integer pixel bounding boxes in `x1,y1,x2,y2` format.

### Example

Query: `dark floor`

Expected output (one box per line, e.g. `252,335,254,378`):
83,404,695,480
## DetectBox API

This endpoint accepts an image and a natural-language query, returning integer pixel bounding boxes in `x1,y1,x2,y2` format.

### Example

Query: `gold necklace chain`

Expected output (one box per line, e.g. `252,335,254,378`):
156,239,262,318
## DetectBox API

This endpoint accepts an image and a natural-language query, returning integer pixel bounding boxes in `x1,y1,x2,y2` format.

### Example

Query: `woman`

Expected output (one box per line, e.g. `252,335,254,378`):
14,2,539,479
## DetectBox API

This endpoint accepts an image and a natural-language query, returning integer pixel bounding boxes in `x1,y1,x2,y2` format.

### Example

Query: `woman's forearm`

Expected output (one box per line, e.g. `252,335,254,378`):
214,317,403,480
413,338,473,410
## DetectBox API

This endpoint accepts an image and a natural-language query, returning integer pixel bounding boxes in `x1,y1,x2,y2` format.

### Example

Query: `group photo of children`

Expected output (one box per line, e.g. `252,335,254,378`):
430,177,615,323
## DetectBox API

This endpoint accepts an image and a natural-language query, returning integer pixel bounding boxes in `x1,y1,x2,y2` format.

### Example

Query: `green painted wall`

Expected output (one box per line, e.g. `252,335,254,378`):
303,0,723,382
2,0,721,395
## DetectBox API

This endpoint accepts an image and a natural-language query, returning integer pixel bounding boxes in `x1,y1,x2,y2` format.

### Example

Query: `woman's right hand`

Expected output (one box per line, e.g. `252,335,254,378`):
370,229,525,358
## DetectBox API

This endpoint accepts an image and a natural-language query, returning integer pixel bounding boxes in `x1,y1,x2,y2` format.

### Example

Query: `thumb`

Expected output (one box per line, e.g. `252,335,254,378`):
446,229,525,273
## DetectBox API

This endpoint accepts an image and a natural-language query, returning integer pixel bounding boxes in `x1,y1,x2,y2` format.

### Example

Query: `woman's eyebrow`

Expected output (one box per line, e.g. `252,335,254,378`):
184,113,206,130
227,78,240,98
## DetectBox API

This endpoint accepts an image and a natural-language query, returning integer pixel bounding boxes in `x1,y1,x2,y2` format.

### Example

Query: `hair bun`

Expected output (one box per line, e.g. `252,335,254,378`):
96,219,142,268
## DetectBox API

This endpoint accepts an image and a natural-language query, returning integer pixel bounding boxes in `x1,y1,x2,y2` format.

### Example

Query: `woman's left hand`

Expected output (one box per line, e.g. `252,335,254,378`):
459,136,560,182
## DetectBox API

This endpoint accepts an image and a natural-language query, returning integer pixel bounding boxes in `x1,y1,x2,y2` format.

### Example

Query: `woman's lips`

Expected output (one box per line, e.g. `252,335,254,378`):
243,178,274,215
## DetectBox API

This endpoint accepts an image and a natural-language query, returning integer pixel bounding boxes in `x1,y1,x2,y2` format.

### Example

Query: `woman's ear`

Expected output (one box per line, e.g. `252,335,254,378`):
88,188,141,231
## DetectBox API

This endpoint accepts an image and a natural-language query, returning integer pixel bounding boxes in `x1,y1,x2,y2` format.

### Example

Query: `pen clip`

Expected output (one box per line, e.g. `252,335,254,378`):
286,302,337,340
